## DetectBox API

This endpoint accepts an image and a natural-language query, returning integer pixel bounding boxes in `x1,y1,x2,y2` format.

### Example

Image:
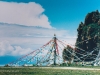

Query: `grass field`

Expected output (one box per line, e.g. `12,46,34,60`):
0,67,100,75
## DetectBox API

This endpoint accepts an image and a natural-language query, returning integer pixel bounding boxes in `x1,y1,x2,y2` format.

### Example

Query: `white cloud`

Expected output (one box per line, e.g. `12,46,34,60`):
0,1,52,28
0,41,14,56
12,46,33,56
0,40,33,56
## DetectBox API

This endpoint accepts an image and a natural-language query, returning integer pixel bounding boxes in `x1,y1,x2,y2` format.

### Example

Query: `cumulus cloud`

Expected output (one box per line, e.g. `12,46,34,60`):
12,46,33,56
0,1,52,28
0,40,33,56
0,41,14,56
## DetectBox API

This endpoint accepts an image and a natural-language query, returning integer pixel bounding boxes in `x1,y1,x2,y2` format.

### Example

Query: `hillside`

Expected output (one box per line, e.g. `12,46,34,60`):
75,10,100,61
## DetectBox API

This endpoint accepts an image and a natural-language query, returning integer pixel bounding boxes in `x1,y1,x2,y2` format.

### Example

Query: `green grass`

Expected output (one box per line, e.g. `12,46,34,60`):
0,67,100,75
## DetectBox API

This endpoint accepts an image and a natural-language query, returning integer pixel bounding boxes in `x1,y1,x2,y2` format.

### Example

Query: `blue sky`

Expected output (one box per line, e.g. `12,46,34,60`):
0,0,100,65
2,0,100,30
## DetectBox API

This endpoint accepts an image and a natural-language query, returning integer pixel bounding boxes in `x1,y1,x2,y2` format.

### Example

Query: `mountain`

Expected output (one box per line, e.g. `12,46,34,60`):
75,10,100,61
